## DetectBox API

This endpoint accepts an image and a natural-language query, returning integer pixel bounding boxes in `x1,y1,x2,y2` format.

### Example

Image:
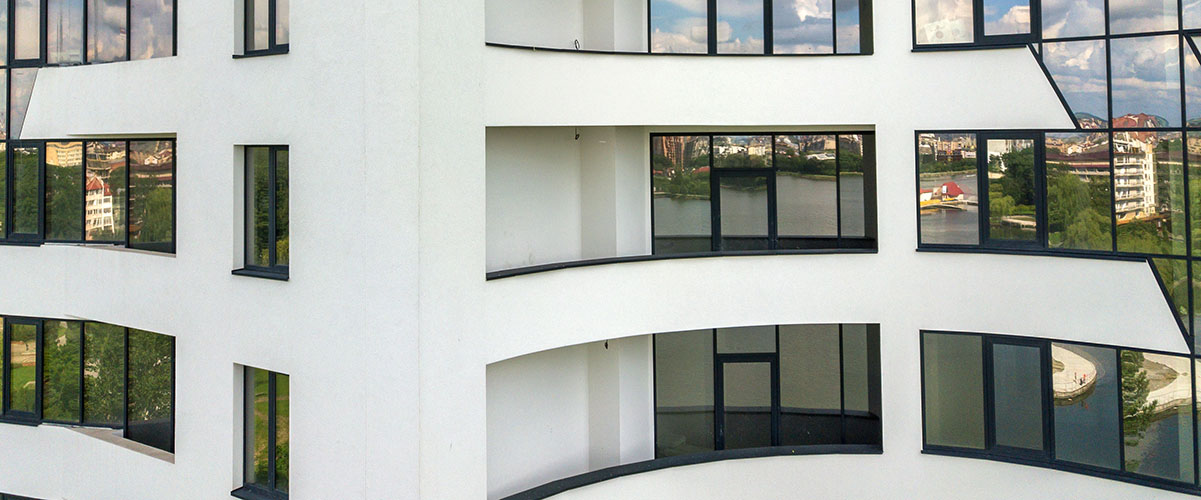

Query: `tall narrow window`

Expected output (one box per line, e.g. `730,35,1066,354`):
41,320,81,423
130,0,174,60
242,146,289,277
235,367,290,500
87,0,128,63
44,142,84,241
85,141,126,242
128,140,174,253
5,320,40,420
9,144,41,240
82,322,124,427
46,0,84,65
13,0,43,62
125,328,174,452
244,0,289,55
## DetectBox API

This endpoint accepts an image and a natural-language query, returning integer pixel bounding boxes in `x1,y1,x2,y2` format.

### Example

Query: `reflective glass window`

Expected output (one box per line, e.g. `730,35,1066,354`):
245,368,271,488
45,142,84,241
275,149,289,267
985,138,1038,243
718,173,769,250
7,322,38,416
1053,344,1120,469
1110,36,1181,127
773,0,833,54
720,361,772,449
650,0,708,54
779,324,841,446
275,374,289,493
717,326,776,353
1155,258,1190,331
128,140,174,251
835,0,860,53
918,133,980,245
42,320,81,423
1121,351,1194,482
11,145,41,237
130,0,173,60
717,0,764,54
276,0,289,45
10,69,38,141
654,329,715,457
1109,0,1177,34
982,0,1031,36
653,136,711,254
839,135,867,238
14,0,41,61
1043,40,1109,128
83,322,124,427
922,332,985,449
991,343,1045,451
248,0,270,51
1042,0,1104,38
914,0,974,45
85,141,126,242
47,0,85,65
776,135,837,238
1045,132,1111,251
248,147,272,268
1114,132,1185,255
87,0,128,63
126,329,174,452
841,325,881,445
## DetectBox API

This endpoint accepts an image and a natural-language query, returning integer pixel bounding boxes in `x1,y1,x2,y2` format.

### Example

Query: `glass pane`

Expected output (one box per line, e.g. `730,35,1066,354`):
919,134,979,245
835,0,859,53
88,0,128,63
914,0,973,45
0,144,7,237
275,149,289,267
922,332,985,449
1109,0,1177,34
275,373,289,493
12,145,40,236
86,141,126,242
14,0,42,60
1189,0,1201,29
986,139,1038,242
1155,258,1190,331
1115,132,1186,255
1053,344,1119,469
1042,0,1104,37
128,140,174,251
655,329,715,457
1186,40,1201,126
713,136,771,168
45,142,84,241
650,0,708,53
777,135,837,239
1111,36,1180,127
248,147,271,268
717,325,775,353
42,320,82,423
249,0,269,51
245,368,270,487
722,362,772,449
130,0,173,60
842,325,881,445
719,175,769,250
47,0,84,64
717,0,763,54
839,135,866,238
276,0,289,45
653,136,711,254
83,322,124,426
1122,351,1194,482
11,69,38,141
772,0,832,54
126,329,173,452
0,69,7,141
983,0,1031,35
779,324,841,446
1045,132,1112,251
1043,40,1109,128
992,343,1045,451
8,323,38,415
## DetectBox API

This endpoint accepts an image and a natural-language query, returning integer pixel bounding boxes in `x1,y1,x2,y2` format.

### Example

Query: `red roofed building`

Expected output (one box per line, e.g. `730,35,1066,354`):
85,173,116,236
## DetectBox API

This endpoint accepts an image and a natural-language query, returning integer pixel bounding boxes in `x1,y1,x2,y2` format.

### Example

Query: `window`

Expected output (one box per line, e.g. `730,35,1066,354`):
130,0,174,60
45,141,83,241
87,0,129,63
127,140,175,253
913,0,1039,47
922,330,1201,495
652,132,877,255
654,324,881,458
46,0,84,65
5,319,40,420
243,0,290,55
126,328,174,452
239,146,289,278
41,320,81,424
8,143,41,240
651,0,872,54
234,368,290,500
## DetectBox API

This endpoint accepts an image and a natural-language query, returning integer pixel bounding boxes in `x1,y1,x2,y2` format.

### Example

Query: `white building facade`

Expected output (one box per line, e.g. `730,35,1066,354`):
0,0,1197,499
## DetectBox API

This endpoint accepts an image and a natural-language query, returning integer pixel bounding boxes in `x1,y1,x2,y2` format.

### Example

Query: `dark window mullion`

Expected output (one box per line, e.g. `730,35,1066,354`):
707,0,717,55
268,0,277,50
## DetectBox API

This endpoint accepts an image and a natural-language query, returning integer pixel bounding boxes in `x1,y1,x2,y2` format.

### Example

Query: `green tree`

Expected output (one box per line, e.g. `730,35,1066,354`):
1121,350,1156,471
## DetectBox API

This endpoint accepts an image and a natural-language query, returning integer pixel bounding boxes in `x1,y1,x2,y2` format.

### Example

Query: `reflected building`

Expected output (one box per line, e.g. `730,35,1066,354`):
1113,134,1158,222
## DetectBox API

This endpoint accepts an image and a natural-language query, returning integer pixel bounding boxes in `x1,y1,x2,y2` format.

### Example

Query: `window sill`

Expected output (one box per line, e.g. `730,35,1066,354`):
231,485,287,500
232,268,290,281
69,426,174,463
233,48,289,59
487,247,878,280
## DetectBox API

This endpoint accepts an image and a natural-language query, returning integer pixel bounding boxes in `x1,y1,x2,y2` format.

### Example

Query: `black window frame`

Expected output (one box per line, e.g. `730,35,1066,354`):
2,317,40,423
920,330,1201,496
235,145,288,280
646,0,874,55
38,319,83,425
653,324,883,459
911,0,1043,50
233,367,289,500
651,131,878,256
976,131,1046,249
239,0,288,58
5,140,41,242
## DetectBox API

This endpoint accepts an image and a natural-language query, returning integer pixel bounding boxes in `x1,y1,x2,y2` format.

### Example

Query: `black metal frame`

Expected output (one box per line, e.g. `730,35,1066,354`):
5,141,42,242
650,131,878,256
652,324,883,459
0,315,174,452
911,0,1043,50
232,368,288,500
981,336,1052,460
239,0,289,58
920,329,1201,495
637,0,874,55
975,131,1047,248
235,146,288,279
